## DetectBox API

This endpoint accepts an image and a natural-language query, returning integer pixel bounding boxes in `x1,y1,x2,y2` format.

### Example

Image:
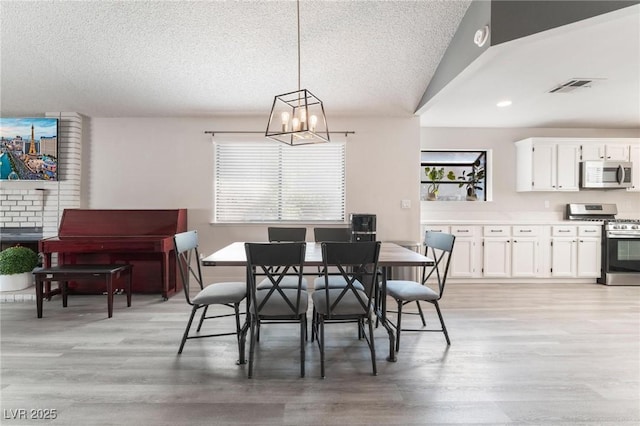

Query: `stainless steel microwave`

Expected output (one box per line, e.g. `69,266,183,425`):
580,161,633,189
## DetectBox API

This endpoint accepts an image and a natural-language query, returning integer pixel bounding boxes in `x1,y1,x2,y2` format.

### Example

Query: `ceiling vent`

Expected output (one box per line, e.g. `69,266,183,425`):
549,79,595,93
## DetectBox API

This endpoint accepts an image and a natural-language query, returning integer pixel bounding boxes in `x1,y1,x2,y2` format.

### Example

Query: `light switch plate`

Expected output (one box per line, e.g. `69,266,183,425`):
401,199,411,209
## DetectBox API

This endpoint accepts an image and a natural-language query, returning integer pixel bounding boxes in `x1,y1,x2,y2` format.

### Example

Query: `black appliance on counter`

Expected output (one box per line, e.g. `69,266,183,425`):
565,203,640,286
350,213,376,242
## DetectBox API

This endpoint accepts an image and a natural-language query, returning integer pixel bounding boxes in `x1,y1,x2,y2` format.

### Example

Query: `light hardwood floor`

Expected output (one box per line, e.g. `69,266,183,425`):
1,282,639,425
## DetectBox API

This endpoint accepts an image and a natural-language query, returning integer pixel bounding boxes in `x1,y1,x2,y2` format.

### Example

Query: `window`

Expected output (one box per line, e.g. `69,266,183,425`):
214,141,345,222
420,150,490,201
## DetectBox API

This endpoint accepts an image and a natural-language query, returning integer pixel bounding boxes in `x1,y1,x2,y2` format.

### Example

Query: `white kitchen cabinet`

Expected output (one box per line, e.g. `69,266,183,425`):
577,226,601,278
551,225,577,277
629,145,640,192
449,226,482,278
483,226,511,277
581,143,629,161
511,226,540,277
515,138,580,192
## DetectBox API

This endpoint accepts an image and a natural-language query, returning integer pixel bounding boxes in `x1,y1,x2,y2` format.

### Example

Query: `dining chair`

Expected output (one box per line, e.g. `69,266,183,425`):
173,231,246,357
385,231,455,351
313,227,351,243
258,227,308,291
268,227,307,242
244,242,308,378
311,241,381,378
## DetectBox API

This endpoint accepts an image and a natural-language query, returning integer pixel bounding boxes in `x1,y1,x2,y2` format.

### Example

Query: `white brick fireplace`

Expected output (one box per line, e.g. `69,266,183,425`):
0,112,82,249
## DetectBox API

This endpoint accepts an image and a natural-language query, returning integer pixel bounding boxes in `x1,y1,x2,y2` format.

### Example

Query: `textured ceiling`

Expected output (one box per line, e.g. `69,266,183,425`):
0,0,471,118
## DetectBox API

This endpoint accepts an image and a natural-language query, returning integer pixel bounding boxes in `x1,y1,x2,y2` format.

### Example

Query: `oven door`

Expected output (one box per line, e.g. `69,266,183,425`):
604,235,640,274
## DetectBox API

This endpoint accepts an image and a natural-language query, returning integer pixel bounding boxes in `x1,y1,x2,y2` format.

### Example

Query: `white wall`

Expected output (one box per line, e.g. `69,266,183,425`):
421,127,640,221
87,115,421,282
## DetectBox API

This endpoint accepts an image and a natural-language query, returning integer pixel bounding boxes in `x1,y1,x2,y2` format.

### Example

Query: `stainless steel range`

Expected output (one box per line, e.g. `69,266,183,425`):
599,218,640,285
566,203,640,285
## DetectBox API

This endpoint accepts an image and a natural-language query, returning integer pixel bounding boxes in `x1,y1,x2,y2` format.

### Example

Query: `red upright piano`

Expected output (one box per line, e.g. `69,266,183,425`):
39,209,187,299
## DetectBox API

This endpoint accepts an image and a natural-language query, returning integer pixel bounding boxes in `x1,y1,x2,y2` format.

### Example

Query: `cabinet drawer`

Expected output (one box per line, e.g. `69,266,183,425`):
484,226,511,237
512,226,540,236
552,225,577,237
579,225,601,237
451,226,477,237
423,225,450,234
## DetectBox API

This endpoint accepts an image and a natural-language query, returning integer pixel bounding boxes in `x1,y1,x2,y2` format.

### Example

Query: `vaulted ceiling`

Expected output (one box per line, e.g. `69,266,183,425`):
1,1,638,129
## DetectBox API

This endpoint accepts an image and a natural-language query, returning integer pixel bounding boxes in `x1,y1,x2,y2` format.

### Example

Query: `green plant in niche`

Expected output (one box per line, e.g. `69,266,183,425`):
0,246,39,275
458,160,485,200
424,167,456,199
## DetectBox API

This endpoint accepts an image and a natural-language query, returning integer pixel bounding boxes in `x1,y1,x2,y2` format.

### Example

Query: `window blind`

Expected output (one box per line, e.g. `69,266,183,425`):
214,141,345,222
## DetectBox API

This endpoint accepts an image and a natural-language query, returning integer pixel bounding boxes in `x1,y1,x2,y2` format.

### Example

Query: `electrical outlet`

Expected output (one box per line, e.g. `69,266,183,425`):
401,199,411,209
544,200,550,209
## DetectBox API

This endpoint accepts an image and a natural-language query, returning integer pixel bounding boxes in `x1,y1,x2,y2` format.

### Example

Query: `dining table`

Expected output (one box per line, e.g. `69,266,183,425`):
201,241,432,362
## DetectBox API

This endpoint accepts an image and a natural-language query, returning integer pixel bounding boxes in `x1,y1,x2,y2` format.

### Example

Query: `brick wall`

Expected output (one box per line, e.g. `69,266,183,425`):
0,112,82,242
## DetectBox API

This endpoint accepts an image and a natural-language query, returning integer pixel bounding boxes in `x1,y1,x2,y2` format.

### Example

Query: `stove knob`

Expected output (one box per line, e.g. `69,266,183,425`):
613,225,620,229
632,225,639,230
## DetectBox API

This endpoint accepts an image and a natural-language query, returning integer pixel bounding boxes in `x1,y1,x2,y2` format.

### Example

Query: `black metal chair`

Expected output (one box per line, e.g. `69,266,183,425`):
268,227,307,242
313,227,351,243
173,231,246,357
244,242,308,378
311,241,381,378
385,231,455,351
258,227,308,291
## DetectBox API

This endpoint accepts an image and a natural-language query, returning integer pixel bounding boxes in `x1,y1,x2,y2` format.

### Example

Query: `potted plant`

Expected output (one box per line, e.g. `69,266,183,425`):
0,245,40,292
458,160,485,201
424,167,456,200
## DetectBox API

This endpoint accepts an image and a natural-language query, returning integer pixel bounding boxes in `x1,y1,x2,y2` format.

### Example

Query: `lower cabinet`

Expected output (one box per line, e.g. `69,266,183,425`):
551,225,601,278
511,226,541,277
449,226,482,278
421,222,600,281
483,226,511,277
577,226,601,278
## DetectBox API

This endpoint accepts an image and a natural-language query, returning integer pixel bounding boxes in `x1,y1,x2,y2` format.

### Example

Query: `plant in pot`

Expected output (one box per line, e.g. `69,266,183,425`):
424,167,456,200
0,245,40,292
458,160,485,201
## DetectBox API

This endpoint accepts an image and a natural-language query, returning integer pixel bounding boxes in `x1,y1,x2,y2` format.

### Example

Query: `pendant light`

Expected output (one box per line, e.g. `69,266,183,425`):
265,0,329,145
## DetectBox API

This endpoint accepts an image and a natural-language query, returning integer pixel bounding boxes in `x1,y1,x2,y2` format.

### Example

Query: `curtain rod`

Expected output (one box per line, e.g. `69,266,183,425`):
204,130,355,137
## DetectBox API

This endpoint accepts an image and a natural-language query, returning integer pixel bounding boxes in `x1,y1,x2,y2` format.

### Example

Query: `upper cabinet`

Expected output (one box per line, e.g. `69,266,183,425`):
630,145,640,192
581,143,629,161
515,138,580,192
516,137,640,192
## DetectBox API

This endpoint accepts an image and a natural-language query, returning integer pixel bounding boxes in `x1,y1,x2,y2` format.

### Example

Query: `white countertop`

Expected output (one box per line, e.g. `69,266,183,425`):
421,220,603,226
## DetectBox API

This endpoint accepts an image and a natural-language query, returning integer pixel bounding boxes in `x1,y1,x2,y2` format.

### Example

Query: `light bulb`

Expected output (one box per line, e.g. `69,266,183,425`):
299,108,307,123
281,112,290,132
310,115,318,132
292,117,300,132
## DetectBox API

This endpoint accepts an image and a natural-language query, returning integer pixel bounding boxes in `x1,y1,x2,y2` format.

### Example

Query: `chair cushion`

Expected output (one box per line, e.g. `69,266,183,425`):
257,276,308,290
192,282,247,305
385,280,439,302
312,289,371,316
313,276,365,291
254,289,308,316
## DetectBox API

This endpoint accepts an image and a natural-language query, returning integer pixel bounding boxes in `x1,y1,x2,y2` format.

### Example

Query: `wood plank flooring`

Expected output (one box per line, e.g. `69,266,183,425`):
1,283,639,425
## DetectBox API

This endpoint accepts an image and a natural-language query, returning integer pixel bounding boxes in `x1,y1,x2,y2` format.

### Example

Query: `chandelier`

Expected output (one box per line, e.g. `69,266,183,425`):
265,0,329,145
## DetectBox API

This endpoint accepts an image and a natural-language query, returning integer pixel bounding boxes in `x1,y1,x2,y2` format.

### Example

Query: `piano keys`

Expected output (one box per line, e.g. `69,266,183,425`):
39,209,187,299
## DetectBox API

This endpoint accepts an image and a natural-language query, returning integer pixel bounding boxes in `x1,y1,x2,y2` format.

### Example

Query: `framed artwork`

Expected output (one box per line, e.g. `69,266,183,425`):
0,117,58,181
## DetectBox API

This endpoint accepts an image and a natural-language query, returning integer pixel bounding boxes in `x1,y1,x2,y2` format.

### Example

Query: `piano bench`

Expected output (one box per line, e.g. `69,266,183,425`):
33,264,133,319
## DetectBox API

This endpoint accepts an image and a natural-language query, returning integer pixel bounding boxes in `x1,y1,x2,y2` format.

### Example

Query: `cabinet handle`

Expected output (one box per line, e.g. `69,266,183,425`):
520,229,532,233
457,230,469,233
490,230,502,233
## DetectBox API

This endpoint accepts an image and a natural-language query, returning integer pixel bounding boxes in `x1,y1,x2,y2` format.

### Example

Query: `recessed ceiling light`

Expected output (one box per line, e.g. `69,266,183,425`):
496,100,512,108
